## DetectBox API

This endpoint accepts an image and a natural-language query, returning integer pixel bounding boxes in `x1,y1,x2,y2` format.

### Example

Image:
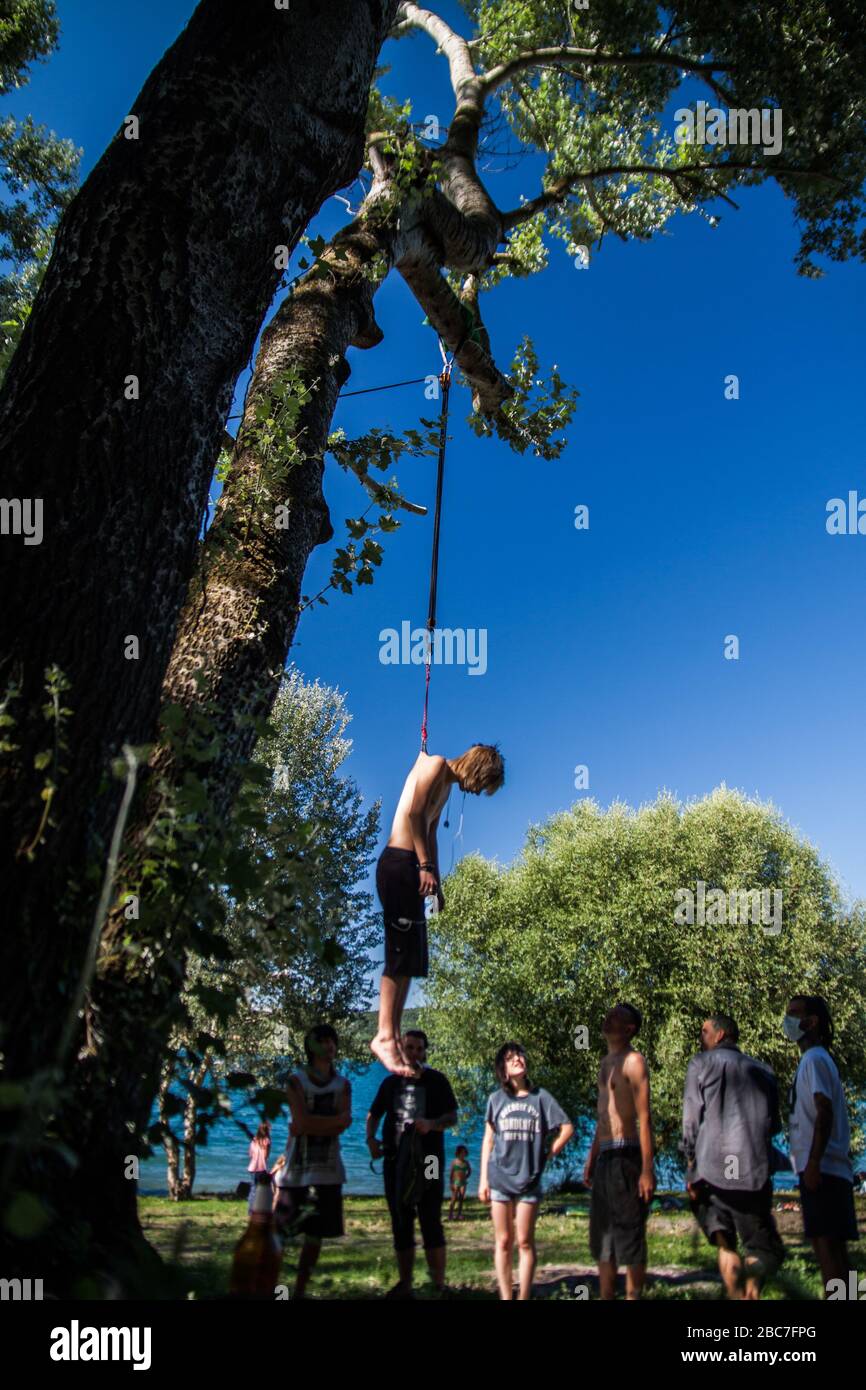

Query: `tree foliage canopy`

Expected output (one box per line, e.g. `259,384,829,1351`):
449,0,866,274
0,0,58,91
0,0,79,377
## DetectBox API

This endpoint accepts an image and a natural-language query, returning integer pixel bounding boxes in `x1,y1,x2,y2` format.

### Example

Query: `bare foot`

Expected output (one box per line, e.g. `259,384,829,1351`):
398,1043,423,1078
370,1034,414,1076
395,1037,422,1077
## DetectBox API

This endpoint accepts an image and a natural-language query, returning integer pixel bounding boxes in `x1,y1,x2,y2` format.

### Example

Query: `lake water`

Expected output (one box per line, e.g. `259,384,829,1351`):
139,1062,487,1197
138,1062,812,1197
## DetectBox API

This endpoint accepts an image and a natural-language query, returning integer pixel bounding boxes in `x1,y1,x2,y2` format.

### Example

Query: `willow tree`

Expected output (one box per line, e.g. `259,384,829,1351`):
22,0,866,1288
0,0,398,1086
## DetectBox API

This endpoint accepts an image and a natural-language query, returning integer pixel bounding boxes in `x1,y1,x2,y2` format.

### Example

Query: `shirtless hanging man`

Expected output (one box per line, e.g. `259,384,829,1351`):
370,743,505,1077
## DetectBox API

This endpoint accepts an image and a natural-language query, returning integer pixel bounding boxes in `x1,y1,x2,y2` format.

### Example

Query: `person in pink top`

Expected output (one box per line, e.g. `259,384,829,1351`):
247,1122,271,1210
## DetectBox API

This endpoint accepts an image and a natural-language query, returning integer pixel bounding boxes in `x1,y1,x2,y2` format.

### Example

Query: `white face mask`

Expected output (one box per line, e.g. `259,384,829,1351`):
783,1013,805,1042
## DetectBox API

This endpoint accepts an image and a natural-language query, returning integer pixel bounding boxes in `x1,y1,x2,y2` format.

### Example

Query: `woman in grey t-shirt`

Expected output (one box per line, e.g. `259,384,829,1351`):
479,1041,574,1300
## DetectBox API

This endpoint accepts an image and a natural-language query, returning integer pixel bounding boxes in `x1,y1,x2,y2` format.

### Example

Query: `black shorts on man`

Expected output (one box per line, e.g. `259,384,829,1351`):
589,1143,648,1266
691,1180,785,1277
376,846,428,979
798,1173,859,1242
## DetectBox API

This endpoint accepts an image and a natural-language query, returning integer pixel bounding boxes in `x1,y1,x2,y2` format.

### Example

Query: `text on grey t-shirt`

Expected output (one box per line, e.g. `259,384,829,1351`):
485,1086,569,1196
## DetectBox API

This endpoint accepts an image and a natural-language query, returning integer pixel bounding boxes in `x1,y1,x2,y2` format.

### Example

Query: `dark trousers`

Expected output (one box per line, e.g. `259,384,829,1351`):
383,1157,445,1253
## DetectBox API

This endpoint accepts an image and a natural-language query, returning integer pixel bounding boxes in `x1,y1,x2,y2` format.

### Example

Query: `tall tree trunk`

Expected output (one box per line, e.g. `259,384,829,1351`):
155,203,394,794
0,0,398,1088
178,1055,209,1201
179,1097,198,1202
158,1070,181,1202
180,1134,196,1200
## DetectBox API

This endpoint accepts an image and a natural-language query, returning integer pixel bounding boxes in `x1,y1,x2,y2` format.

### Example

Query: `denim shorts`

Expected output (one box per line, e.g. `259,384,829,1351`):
490,1185,541,1205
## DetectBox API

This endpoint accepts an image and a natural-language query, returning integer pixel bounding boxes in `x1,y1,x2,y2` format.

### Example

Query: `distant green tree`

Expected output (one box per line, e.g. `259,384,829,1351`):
0,2,80,380
215,667,381,1071
424,789,866,1160
0,0,58,81
154,669,380,1198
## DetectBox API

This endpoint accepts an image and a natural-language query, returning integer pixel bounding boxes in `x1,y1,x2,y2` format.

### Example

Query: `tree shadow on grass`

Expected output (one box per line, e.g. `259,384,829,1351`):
533,1267,723,1301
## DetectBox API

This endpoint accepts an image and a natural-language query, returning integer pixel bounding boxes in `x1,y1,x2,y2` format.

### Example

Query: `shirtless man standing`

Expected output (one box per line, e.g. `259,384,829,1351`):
583,1002,655,1299
370,744,504,1077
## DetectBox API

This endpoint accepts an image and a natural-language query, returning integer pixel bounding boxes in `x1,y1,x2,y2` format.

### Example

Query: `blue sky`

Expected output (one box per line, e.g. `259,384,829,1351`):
8,0,865,934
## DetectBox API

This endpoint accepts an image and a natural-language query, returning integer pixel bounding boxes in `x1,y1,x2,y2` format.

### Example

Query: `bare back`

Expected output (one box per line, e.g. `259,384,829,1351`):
387,752,452,850
596,1049,640,1143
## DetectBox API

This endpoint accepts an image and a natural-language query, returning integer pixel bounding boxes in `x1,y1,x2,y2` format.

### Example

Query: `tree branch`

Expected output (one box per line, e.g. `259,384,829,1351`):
397,2,487,163
338,456,428,516
481,45,734,104
397,2,478,108
372,19,502,263
394,228,511,414
582,178,628,243
501,161,841,229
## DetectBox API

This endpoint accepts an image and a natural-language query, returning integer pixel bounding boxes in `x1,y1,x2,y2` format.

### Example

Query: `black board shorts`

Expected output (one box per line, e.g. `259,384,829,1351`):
589,1146,648,1266
691,1180,785,1276
798,1172,859,1241
376,846,428,979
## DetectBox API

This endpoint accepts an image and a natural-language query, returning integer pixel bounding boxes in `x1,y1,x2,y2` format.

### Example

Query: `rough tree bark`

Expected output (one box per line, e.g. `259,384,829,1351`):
0,0,399,1085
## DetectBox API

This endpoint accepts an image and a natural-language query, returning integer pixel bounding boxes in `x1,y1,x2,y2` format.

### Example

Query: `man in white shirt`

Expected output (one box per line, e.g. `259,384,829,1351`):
785,994,859,1295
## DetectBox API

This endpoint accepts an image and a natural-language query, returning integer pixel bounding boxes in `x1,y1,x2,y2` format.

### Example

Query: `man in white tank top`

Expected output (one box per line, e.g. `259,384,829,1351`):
274,1024,352,1298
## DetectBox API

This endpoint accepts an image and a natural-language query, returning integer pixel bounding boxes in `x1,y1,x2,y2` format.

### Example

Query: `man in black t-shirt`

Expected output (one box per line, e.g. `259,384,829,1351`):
366,1029,458,1298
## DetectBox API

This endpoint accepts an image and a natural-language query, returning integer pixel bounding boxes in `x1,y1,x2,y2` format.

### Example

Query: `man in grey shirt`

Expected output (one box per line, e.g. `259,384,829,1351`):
681,1013,785,1299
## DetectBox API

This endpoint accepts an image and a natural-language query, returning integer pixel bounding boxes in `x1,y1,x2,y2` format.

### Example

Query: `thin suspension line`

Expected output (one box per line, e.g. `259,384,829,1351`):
226,373,434,422
338,376,431,398
420,352,454,752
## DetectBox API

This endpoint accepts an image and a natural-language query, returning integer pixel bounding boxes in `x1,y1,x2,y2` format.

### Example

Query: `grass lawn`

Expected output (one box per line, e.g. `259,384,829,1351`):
139,1191,866,1301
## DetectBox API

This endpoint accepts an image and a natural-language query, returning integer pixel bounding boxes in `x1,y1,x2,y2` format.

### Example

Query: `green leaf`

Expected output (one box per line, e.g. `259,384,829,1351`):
0,1082,28,1109
3,1191,51,1239
160,704,186,734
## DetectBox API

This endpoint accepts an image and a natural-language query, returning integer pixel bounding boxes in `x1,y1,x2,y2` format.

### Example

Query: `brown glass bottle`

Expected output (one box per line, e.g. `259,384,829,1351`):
229,1173,283,1297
